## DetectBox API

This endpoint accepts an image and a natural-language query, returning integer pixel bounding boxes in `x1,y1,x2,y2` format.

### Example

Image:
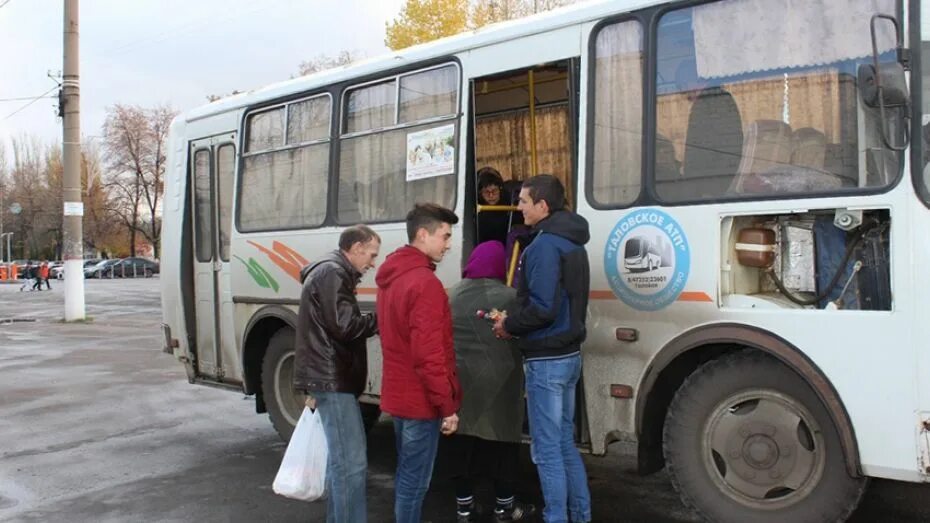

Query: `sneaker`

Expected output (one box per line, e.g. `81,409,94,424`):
494,501,537,522
457,502,482,523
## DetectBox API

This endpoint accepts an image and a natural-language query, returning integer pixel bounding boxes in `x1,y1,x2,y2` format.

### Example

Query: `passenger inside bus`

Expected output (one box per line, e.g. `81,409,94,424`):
476,166,512,245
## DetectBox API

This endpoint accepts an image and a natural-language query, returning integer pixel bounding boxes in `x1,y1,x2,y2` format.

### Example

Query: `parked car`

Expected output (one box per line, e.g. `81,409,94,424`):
84,259,122,279
111,257,159,278
53,259,101,279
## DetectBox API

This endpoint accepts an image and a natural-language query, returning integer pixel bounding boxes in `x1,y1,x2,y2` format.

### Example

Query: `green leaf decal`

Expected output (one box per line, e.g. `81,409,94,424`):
235,256,280,293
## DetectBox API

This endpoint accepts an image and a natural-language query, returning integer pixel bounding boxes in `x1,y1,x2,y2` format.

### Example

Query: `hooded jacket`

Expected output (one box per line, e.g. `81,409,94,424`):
504,209,590,360
376,245,461,419
294,250,378,396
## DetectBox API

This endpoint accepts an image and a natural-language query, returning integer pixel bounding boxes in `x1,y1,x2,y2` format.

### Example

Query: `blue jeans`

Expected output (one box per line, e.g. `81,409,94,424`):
525,355,591,523
315,392,367,523
393,417,441,523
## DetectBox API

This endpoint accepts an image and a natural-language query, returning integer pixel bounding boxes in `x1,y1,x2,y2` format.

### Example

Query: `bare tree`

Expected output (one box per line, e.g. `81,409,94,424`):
206,90,243,103
41,145,63,259
103,104,177,259
0,145,7,259
294,50,360,77
81,142,119,255
8,136,45,258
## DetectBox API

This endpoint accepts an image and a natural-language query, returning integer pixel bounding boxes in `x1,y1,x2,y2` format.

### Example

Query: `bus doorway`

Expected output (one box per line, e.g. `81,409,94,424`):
188,134,238,382
468,61,578,252
466,60,588,447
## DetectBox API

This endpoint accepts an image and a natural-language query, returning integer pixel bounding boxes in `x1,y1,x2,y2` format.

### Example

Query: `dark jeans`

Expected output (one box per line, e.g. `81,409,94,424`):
315,392,367,523
448,434,518,501
393,416,441,523
525,355,591,523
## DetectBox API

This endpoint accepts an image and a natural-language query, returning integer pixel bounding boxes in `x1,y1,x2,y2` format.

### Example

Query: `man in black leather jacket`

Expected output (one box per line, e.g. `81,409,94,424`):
294,224,380,523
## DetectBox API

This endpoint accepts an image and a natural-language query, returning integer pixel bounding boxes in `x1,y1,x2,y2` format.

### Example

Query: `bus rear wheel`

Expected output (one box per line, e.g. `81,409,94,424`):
662,350,866,523
261,329,304,441
261,329,382,441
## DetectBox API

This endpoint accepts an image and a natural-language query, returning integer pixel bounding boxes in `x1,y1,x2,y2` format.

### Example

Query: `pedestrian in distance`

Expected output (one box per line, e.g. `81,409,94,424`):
492,174,592,523
32,263,42,291
39,261,51,290
448,240,536,522
20,263,35,292
375,203,462,523
294,224,381,523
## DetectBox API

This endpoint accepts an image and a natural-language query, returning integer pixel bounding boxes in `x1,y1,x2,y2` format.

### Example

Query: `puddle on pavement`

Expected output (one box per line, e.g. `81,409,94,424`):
0,494,19,509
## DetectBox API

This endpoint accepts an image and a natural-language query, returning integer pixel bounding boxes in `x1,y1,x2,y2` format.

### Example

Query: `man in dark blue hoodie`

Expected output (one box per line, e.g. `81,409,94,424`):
492,174,591,523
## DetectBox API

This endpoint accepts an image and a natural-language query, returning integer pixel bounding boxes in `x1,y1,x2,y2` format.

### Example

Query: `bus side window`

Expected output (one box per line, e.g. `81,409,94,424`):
336,65,459,224
654,1,899,202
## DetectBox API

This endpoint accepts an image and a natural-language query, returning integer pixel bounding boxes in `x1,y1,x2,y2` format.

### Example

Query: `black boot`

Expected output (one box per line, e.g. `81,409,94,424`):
457,497,482,523
494,500,537,522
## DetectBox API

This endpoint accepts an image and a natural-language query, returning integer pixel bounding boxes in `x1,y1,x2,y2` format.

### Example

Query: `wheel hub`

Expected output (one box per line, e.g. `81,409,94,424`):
274,351,304,427
703,390,825,508
743,433,779,469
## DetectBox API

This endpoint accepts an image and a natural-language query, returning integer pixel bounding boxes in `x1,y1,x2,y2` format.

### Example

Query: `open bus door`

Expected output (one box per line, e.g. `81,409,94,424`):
188,134,237,382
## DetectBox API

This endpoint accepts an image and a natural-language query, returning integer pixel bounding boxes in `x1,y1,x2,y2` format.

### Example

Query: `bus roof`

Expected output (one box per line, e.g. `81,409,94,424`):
182,0,658,124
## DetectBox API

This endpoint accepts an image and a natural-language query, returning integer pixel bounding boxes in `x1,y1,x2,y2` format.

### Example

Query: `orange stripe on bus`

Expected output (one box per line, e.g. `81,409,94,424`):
677,291,713,302
588,290,713,303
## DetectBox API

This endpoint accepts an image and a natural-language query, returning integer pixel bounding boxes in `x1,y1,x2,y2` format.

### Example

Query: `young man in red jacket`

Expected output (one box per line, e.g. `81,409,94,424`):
376,203,462,523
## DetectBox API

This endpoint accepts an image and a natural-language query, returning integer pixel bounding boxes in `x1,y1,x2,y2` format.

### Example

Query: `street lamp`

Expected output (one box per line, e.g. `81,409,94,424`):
5,202,21,263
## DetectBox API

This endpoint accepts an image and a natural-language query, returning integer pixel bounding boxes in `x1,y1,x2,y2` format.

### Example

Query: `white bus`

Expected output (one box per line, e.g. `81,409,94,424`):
161,0,930,520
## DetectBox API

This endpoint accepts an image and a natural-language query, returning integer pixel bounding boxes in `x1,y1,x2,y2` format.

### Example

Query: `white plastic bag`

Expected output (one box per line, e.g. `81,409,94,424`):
273,406,328,501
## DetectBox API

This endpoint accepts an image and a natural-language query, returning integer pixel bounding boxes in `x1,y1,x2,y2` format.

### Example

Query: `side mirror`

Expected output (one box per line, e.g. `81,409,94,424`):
858,62,908,108
859,13,910,151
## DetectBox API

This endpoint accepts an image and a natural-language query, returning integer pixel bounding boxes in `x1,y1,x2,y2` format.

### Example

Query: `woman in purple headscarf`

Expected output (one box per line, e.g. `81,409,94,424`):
447,241,536,522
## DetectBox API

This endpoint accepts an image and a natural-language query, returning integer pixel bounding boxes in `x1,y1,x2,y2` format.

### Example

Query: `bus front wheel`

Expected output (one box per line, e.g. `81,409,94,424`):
261,329,304,441
662,350,866,523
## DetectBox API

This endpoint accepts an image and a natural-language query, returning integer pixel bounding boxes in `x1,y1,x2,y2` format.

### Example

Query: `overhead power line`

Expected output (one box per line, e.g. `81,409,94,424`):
0,0,13,9
2,86,58,121
0,94,57,103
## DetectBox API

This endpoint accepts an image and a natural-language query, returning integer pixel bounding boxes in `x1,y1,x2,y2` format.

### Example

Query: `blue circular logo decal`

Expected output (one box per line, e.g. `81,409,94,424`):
604,208,690,311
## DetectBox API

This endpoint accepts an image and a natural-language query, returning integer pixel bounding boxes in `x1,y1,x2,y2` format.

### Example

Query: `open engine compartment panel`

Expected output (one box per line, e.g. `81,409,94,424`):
720,209,891,310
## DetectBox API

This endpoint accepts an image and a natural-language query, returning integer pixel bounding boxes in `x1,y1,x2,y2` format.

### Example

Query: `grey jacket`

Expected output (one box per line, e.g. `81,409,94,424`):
448,278,524,442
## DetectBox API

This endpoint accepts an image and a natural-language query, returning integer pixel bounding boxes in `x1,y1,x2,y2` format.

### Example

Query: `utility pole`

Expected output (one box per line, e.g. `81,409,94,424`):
62,0,85,320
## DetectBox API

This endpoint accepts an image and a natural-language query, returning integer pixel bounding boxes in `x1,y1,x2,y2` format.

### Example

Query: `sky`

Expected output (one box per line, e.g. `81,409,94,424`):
0,0,405,155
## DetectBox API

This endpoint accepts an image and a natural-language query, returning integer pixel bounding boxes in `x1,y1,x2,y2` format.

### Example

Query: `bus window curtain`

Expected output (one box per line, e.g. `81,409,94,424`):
692,0,896,79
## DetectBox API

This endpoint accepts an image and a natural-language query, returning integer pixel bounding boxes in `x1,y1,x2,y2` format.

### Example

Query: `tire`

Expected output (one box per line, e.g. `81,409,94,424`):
144,268,153,278
663,350,866,523
261,328,304,441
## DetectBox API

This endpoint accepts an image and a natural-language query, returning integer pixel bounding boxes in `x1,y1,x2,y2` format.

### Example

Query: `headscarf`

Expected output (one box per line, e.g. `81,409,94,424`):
462,240,506,281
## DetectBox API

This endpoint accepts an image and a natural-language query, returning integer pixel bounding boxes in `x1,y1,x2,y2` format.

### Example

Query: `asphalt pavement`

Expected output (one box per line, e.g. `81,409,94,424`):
0,277,927,522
